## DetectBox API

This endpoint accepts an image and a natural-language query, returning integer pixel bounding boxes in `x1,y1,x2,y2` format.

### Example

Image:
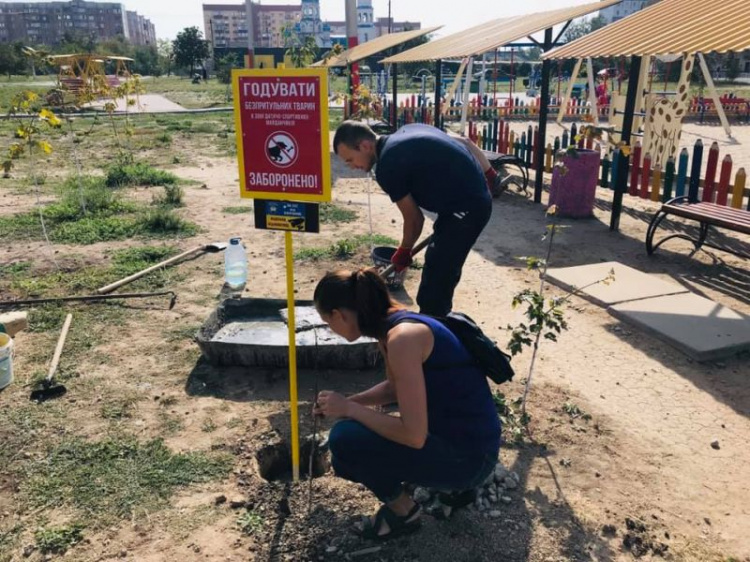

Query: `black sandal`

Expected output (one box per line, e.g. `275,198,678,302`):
428,489,477,520
355,503,422,541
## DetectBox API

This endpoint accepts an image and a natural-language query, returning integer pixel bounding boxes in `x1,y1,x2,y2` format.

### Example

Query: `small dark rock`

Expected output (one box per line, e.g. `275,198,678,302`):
229,499,247,509
710,440,720,450
602,524,617,537
214,494,227,505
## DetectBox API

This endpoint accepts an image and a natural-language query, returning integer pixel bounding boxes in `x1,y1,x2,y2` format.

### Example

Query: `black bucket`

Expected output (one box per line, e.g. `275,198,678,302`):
371,246,407,290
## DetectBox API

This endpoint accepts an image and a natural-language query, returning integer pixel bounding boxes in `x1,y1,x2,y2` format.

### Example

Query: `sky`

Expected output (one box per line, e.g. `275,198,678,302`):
12,0,604,41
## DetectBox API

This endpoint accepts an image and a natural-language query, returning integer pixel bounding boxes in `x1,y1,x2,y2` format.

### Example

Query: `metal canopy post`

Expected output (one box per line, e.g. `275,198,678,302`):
459,57,474,134
698,52,732,138
534,27,554,203
611,55,642,232
434,59,442,128
392,63,398,129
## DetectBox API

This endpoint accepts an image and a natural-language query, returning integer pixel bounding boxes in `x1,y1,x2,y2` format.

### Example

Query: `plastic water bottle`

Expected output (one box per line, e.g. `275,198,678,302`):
224,237,248,289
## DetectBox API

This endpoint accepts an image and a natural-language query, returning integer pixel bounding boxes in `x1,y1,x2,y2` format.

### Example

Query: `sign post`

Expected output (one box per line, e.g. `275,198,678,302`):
232,68,330,481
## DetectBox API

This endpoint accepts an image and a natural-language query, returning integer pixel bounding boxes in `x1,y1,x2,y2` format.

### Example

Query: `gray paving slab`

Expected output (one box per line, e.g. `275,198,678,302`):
85,94,186,113
545,261,688,307
609,293,750,361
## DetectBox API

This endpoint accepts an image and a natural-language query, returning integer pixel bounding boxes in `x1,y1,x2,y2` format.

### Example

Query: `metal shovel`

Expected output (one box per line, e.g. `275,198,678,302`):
96,242,227,295
378,235,433,279
30,313,72,403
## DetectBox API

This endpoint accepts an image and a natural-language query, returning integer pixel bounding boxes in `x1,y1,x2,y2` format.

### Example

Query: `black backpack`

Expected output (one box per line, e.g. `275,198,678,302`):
391,311,514,385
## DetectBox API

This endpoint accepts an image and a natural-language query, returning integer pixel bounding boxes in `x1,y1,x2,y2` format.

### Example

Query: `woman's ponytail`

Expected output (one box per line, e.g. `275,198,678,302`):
314,268,401,339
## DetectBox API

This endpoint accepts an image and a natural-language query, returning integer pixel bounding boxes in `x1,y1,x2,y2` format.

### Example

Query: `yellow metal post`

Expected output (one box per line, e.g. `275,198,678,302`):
651,167,662,202
285,231,300,481
732,168,746,209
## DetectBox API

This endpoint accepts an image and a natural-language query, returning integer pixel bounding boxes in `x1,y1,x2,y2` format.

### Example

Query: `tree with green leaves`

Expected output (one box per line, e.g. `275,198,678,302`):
725,52,740,82
563,15,607,43
216,52,240,84
157,39,174,77
173,27,210,77
0,42,26,79
21,46,50,79
283,26,319,68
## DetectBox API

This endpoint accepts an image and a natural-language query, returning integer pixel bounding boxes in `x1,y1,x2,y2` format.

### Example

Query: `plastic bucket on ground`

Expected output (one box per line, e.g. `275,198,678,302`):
371,246,407,290
0,333,13,390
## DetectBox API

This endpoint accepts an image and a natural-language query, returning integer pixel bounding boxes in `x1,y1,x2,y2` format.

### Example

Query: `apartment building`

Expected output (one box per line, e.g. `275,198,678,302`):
204,3,301,49
0,0,156,46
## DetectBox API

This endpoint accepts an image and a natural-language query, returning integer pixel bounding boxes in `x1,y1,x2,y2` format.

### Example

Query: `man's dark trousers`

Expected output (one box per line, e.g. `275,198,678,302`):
417,202,492,317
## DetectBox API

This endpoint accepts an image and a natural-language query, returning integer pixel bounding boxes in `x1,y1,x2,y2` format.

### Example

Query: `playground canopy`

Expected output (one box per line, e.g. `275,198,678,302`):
540,0,750,232
313,26,442,68
541,0,750,59
381,0,623,63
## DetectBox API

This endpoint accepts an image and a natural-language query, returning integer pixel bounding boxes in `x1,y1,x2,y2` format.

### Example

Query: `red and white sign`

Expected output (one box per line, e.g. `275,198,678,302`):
232,68,331,203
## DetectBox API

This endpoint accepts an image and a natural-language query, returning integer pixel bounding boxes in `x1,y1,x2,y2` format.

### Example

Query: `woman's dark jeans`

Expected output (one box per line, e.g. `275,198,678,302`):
328,419,498,503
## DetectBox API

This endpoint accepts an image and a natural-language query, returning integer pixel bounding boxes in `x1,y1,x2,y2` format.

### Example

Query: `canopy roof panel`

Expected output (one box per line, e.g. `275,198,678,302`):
543,0,750,59
313,26,442,67
381,0,623,63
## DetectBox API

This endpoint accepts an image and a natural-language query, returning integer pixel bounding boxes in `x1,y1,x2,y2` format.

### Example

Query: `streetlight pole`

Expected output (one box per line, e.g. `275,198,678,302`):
245,0,255,68
388,1,391,33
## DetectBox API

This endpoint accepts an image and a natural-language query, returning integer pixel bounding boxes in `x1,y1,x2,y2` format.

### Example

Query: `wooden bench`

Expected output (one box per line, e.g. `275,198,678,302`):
646,195,750,258
59,77,85,93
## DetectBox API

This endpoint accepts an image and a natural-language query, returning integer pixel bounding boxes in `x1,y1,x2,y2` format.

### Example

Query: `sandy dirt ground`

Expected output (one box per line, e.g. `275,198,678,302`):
1,128,749,562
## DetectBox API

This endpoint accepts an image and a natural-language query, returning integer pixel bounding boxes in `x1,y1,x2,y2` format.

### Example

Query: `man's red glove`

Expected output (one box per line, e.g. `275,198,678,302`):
391,246,413,272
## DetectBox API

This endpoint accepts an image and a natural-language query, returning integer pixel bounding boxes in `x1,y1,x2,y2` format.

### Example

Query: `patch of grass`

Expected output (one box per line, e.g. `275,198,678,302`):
27,306,68,332
167,324,200,342
294,247,330,261
0,169,197,244
562,402,592,421
320,202,357,224
105,161,179,188
294,233,398,262
101,396,138,420
25,304,128,376
139,207,198,237
328,107,344,131
11,246,178,299
158,410,184,435
22,437,232,525
221,205,253,214
236,510,264,535
167,120,193,131
192,122,216,134
51,215,141,244
0,261,31,276
34,524,85,554
152,184,185,207
0,524,24,561
156,132,173,144
201,418,217,433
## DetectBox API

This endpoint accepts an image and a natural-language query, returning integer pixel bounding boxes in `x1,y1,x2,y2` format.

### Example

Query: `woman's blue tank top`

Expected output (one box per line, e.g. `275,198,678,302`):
387,310,501,454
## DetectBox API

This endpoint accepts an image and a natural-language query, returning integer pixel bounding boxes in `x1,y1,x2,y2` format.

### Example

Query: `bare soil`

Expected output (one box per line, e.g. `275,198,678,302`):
1,142,749,562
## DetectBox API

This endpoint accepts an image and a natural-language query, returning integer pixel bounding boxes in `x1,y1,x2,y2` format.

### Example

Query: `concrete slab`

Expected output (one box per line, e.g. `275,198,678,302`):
545,261,688,307
609,293,750,361
85,94,186,113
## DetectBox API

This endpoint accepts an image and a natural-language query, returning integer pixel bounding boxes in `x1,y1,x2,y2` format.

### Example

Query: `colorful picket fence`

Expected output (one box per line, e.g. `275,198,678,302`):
369,93,750,125
468,119,750,211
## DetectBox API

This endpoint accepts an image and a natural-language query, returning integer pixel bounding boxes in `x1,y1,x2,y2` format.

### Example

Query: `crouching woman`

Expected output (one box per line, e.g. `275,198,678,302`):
313,268,501,540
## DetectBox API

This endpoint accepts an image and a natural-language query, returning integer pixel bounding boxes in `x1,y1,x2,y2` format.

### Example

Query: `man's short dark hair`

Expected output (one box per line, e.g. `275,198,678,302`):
333,120,376,154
